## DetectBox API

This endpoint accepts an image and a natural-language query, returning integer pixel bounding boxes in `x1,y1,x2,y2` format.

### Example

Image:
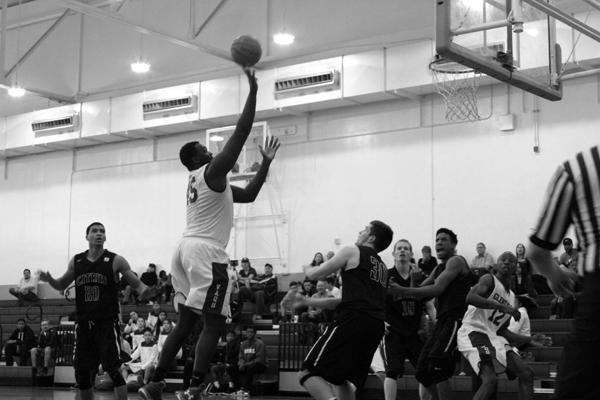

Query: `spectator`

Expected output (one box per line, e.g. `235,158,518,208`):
310,252,325,267
237,326,267,393
127,327,159,385
207,330,241,394
140,263,160,304
417,245,438,277
157,271,173,304
238,263,277,318
301,280,316,297
302,280,333,323
512,246,537,297
31,319,58,375
157,321,181,367
132,318,147,350
238,258,257,289
558,238,579,272
4,318,36,366
146,303,162,331
325,251,335,261
470,242,495,272
9,268,39,306
153,311,168,338
324,277,341,298
279,281,304,322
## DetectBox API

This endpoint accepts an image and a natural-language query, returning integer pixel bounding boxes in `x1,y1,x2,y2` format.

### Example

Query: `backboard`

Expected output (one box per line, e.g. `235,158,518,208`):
436,0,600,101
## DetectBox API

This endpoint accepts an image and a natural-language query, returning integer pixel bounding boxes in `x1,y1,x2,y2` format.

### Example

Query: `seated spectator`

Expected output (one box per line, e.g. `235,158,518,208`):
140,263,160,304
153,311,169,338
512,246,537,297
558,237,578,272
278,281,304,322
123,311,139,344
417,245,437,277
131,318,147,350
126,327,158,385
157,320,181,361
301,280,316,297
146,303,162,331
237,326,267,393
4,318,36,366
324,277,341,298
238,263,278,318
207,330,241,394
9,268,39,306
237,258,257,289
310,252,324,267
301,280,334,344
157,270,173,304
30,319,58,375
470,242,495,274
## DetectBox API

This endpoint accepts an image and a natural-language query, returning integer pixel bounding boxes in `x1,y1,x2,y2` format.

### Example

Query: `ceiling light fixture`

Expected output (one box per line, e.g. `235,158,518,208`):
273,31,295,46
131,61,151,73
209,135,224,142
7,86,26,97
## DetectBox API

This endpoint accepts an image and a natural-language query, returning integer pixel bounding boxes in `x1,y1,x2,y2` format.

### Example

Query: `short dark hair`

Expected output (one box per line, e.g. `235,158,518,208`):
563,238,573,245
245,326,256,332
369,220,394,252
23,268,31,273
142,327,153,334
86,222,104,235
289,281,298,288
264,263,273,269
325,276,335,285
436,227,458,244
17,318,25,323
179,141,199,171
148,263,156,269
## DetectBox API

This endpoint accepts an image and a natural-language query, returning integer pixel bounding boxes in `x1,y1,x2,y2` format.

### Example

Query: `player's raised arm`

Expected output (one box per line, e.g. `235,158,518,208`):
232,136,280,203
206,68,258,184
38,258,76,292
303,246,357,281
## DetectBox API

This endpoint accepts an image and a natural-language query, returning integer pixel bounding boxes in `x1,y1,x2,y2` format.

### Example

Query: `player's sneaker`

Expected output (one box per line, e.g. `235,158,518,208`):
175,386,202,400
138,380,166,400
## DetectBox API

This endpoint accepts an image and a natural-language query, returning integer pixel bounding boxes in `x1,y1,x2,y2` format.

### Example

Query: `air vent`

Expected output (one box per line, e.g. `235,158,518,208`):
31,114,79,137
274,70,340,98
142,95,198,120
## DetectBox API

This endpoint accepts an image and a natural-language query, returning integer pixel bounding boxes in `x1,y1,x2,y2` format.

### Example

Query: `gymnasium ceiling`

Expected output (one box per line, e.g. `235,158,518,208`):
0,0,435,118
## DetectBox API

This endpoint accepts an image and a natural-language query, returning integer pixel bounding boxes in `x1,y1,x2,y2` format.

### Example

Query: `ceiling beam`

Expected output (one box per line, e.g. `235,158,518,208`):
0,0,7,74
54,0,232,62
583,0,600,12
193,0,228,39
4,9,70,79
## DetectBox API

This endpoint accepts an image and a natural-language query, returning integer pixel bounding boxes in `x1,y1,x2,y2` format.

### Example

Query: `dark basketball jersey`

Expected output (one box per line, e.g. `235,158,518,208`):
337,245,388,320
432,255,474,320
386,267,424,336
74,250,120,321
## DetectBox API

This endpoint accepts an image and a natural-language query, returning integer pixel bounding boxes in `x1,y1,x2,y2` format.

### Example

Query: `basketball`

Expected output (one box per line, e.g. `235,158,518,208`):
230,35,262,67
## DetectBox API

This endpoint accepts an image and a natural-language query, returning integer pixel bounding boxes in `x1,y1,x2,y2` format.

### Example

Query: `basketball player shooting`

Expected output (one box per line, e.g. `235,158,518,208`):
139,68,280,400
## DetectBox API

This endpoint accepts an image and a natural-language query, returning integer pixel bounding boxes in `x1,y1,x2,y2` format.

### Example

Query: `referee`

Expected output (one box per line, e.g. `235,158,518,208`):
528,145,600,400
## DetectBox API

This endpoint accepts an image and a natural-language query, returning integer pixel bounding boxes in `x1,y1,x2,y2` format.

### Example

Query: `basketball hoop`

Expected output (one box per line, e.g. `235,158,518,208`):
429,56,481,122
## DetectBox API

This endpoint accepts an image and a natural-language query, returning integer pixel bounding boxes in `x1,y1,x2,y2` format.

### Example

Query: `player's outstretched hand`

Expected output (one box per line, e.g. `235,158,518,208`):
530,333,552,347
243,68,258,93
38,270,51,283
504,305,521,321
410,267,425,286
387,278,406,295
259,136,281,162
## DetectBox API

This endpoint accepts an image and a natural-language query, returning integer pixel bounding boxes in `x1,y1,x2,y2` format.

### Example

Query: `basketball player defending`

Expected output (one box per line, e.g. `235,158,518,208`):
457,251,551,400
139,68,280,400
38,222,153,400
388,228,474,400
298,221,393,400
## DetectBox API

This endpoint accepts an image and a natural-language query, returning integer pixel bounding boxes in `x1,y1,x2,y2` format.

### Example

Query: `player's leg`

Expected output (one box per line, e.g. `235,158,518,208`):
74,322,98,400
333,381,356,400
299,371,337,400
188,312,226,388
505,351,534,400
474,362,497,400
95,320,127,400
383,331,403,400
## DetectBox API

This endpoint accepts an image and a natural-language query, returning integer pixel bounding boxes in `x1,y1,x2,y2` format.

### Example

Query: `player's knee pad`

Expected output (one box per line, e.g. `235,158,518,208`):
75,368,93,391
298,370,319,387
108,369,126,387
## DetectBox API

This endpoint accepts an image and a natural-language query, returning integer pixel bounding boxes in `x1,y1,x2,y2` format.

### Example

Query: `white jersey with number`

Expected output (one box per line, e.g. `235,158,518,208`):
461,274,516,334
182,165,233,248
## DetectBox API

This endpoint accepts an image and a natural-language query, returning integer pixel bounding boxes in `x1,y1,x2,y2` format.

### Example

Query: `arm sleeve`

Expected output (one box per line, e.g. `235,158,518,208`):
256,340,266,365
529,165,575,250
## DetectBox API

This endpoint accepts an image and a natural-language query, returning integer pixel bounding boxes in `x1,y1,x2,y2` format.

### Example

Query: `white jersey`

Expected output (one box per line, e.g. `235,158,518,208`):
182,165,233,248
461,274,516,335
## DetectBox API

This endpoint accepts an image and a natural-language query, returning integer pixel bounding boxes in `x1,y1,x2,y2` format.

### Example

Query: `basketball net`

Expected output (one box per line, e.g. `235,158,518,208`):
429,57,481,122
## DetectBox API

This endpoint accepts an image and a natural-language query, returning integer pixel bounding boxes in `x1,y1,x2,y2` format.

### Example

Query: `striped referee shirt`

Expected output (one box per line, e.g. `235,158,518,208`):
530,145,600,274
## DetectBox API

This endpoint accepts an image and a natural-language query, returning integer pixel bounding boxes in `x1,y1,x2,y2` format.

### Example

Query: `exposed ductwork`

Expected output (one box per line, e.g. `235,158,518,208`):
274,70,340,98
31,113,79,137
142,95,198,120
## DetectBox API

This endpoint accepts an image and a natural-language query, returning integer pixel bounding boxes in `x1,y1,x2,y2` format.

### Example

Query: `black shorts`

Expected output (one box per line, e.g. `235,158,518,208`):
302,312,384,388
415,315,461,387
74,319,122,372
383,330,423,378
